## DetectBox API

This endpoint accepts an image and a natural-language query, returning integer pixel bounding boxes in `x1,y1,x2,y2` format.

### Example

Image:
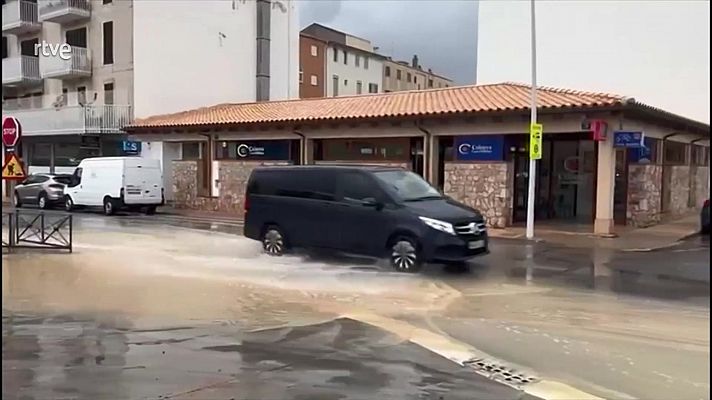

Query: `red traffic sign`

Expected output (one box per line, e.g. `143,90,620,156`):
2,116,22,148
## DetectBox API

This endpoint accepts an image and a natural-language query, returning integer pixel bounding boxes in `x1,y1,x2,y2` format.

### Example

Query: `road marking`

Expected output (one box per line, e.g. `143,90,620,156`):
342,311,608,400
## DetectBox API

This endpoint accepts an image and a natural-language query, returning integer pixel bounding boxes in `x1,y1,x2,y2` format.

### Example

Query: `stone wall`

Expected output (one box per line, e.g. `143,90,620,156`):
172,160,290,212
626,164,662,227
693,166,710,207
667,165,692,217
443,162,511,228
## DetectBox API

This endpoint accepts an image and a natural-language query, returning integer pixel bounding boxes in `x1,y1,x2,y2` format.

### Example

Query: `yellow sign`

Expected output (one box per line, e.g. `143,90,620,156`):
529,123,543,160
2,153,26,180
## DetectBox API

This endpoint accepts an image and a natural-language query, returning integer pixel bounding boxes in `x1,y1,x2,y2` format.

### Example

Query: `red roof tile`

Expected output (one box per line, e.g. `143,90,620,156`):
125,82,639,130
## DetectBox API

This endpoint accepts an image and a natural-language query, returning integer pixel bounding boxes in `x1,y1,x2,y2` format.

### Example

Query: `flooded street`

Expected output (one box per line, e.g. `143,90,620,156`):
3,213,710,400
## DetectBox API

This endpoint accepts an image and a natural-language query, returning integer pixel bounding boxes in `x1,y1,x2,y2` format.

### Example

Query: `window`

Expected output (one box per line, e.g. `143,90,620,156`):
273,170,336,201
299,69,303,83
413,76,417,84
77,86,87,105
428,79,434,88
374,170,441,202
356,81,362,94
66,27,87,48
339,172,377,203
343,49,347,65
104,82,114,104
333,48,338,62
368,83,379,93
20,38,38,57
61,88,68,106
355,55,360,67
103,0,112,4
664,141,687,165
344,79,348,86
103,21,114,65
1,36,7,59
396,70,402,80
310,75,318,86
55,144,98,167
182,142,203,160
310,45,318,56
364,57,369,69
385,66,391,77
30,144,51,167
322,138,408,161
692,145,709,166
407,72,412,83
332,75,339,96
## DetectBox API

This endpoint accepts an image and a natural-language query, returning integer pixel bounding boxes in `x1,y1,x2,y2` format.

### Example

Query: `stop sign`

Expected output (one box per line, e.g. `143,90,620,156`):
2,116,21,148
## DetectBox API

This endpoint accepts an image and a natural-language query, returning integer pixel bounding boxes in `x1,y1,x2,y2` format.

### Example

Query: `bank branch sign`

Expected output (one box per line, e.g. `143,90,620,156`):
455,135,505,161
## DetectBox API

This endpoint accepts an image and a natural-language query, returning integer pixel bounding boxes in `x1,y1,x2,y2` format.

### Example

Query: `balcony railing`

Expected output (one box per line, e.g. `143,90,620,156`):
39,46,91,79
2,105,133,136
2,56,42,87
38,0,90,23
2,0,41,34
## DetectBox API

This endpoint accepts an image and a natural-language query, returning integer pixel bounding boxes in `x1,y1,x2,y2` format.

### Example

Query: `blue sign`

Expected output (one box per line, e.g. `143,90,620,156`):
613,131,644,148
455,135,505,161
122,140,141,154
628,137,655,163
220,140,291,160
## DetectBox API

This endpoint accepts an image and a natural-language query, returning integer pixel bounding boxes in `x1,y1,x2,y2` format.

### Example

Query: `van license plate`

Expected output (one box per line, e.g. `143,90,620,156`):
468,240,485,249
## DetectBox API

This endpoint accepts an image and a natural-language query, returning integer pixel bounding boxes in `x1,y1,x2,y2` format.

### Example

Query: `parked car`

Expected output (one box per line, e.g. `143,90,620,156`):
13,173,73,209
243,165,489,272
702,198,710,234
63,157,164,216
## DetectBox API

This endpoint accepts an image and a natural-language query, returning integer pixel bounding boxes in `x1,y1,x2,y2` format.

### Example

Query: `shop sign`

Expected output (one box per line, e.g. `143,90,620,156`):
455,135,505,161
122,140,142,154
613,131,644,148
529,123,543,160
628,137,654,163
226,140,290,160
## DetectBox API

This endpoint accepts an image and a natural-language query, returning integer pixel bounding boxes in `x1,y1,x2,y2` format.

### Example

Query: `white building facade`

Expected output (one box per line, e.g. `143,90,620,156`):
2,0,299,201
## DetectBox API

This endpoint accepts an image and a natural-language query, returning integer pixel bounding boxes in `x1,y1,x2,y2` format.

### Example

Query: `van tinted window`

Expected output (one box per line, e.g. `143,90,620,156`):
338,171,377,202
251,169,336,201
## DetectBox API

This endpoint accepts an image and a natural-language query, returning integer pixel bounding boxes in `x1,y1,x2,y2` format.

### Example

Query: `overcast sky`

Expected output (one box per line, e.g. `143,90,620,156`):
299,0,710,124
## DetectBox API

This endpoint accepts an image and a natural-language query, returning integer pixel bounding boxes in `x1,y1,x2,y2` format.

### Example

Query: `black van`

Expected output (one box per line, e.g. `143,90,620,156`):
243,165,488,272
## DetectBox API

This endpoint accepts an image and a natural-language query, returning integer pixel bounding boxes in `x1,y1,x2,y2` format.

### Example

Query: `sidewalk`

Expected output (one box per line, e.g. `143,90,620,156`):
487,214,704,251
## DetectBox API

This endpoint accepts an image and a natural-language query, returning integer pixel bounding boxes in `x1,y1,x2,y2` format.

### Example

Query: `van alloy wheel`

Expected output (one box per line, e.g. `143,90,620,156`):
391,240,420,272
263,229,285,256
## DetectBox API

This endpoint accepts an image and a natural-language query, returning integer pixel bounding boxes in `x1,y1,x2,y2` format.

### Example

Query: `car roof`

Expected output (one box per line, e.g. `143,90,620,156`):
252,164,405,173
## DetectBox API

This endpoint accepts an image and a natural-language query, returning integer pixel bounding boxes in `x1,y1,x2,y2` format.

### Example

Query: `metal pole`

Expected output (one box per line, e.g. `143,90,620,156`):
526,0,538,240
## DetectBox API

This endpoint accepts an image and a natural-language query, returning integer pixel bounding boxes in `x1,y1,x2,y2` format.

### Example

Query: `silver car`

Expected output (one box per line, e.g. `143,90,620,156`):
13,174,73,209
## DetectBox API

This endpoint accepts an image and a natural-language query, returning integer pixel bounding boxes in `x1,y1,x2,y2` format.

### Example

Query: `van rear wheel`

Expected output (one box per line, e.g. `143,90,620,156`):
64,196,74,212
262,226,286,256
103,197,116,216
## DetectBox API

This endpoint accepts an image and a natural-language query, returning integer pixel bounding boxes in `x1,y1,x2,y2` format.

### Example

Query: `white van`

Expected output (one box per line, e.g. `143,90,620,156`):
64,157,164,215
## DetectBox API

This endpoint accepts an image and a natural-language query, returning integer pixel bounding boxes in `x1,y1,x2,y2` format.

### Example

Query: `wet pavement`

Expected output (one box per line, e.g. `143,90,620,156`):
2,211,710,399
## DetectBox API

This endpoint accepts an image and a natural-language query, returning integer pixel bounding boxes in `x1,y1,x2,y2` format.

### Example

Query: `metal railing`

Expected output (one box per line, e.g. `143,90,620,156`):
2,210,73,253
38,0,90,19
1,56,41,85
40,45,91,78
2,104,132,135
2,0,39,28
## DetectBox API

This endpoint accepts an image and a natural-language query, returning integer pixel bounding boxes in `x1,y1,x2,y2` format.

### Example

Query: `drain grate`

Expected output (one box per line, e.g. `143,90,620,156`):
463,358,539,386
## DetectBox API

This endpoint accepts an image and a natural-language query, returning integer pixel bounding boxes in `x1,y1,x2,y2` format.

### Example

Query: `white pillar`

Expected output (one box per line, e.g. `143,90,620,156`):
594,138,616,235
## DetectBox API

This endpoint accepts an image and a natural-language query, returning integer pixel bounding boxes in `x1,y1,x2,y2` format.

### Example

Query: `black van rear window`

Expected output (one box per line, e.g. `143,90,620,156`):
251,169,335,201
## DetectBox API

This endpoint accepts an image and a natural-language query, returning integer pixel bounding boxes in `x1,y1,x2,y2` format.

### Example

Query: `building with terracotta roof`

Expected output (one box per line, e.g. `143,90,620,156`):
124,82,710,235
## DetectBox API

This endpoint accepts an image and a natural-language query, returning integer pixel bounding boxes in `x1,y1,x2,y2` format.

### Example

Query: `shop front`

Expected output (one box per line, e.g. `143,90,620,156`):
313,137,424,175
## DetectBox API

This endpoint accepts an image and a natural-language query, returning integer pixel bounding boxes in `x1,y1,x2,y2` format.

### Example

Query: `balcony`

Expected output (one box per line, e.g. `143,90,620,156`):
2,105,132,136
2,0,41,35
39,46,91,79
38,0,90,24
2,56,43,88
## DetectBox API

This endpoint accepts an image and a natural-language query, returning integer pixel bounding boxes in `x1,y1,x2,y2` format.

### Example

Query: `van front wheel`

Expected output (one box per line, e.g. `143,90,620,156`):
390,237,422,273
262,226,286,256
103,197,116,216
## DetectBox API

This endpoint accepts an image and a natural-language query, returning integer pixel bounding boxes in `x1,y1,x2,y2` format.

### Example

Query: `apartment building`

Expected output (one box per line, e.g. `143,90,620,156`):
300,23,385,98
383,55,453,92
2,0,299,200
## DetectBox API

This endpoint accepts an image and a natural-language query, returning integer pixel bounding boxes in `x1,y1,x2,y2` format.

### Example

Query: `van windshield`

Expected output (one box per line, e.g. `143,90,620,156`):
373,170,442,202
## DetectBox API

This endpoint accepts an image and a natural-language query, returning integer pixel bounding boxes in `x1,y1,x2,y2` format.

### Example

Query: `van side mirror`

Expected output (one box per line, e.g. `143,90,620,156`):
362,197,384,210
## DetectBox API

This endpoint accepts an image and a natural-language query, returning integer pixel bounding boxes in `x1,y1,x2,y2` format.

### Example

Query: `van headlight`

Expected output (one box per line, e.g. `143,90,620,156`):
418,216,456,235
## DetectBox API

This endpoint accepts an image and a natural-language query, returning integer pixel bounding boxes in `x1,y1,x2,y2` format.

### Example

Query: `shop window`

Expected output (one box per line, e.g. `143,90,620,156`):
664,141,687,165
627,137,658,164
182,142,203,160
55,143,99,167
322,138,408,161
692,145,709,166
30,144,51,167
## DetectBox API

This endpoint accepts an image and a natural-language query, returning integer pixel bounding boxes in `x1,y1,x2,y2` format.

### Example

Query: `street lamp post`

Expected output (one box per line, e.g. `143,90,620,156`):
526,0,538,240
